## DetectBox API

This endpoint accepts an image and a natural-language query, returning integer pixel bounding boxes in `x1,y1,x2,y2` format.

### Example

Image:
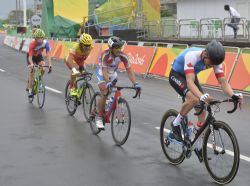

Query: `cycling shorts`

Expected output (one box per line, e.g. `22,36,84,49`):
169,69,203,98
26,53,44,66
96,67,118,85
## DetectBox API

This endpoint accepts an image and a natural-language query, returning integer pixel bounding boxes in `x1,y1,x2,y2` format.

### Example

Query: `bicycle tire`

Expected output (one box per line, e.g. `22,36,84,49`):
203,121,240,185
160,109,185,165
28,93,34,103
37,79,46,108
28,79,36,103
82,83,95,121
88,92,101,135
65,80,77,116
111,98,131,146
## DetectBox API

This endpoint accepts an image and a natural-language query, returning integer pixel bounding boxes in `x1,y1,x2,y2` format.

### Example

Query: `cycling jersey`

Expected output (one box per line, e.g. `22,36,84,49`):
68,43,93,66
172,47,224,79
96,49,131,84
28,39,50,57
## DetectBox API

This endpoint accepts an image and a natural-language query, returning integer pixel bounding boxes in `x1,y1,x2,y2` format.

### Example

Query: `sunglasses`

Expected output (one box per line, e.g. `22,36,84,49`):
81,44,91,48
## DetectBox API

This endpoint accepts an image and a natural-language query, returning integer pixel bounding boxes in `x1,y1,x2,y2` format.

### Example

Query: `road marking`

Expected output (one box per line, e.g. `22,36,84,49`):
155,126,250,163
45,86,63,94
0,69,5,72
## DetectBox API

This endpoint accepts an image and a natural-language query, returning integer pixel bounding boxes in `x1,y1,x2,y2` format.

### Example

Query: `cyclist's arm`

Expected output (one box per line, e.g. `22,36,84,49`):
46,51,52,66
65,51,75,70
126,67,137,84
217,77,234,97
186,73,203,98
184,53,203,98
45,41,51,66
214,65,234,97
102,67,109,82
28,55,34,66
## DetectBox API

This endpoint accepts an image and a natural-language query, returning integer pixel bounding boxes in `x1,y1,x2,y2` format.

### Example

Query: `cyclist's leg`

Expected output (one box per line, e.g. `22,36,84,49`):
66,59,79,96
27,55,37,96
169,70,199,118
37,55,45,77
95,68,107,128
169,70,199,141
194,76,206,128
26,53,30,91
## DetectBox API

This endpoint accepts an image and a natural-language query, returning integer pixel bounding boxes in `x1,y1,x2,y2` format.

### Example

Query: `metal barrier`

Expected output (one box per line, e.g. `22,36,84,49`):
160,18,178,38
178,19,200,39
143,20,161,38
200,18,222,39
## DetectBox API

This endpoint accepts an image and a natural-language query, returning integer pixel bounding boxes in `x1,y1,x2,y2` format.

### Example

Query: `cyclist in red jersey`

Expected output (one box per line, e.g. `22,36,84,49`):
27,29,52,97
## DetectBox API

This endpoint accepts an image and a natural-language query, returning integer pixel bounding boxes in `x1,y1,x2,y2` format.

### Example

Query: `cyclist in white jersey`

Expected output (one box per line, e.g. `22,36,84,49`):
95,36,141,129
169,40,243,160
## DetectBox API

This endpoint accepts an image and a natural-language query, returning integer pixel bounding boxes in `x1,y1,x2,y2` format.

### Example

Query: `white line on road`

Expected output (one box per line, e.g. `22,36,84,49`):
155,126,250,163
45,86,63,94
0,68,5,72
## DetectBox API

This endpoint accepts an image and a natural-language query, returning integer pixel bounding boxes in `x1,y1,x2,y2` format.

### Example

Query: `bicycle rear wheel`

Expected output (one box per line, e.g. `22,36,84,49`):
160,109,185,165
82,83,95,121
88,92,101,135
28,93,34,103
37,79,46,108
65,80,77,116
203,121,240,185
111,98,131,146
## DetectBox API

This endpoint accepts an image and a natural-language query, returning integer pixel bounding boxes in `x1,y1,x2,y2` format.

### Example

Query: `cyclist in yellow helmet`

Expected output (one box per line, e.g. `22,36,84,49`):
26,29,52,97
65,33,94,96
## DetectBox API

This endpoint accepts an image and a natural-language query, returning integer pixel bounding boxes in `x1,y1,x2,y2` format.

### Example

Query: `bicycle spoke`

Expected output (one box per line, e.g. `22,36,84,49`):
111,99,131,146
204,121,239,184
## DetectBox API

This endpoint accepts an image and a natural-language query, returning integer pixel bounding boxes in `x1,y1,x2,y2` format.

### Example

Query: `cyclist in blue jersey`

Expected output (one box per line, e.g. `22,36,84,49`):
168,40,243,159
95,36,141,129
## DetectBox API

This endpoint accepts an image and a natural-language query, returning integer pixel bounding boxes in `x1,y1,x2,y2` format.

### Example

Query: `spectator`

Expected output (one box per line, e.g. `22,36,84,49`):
224,4,240,39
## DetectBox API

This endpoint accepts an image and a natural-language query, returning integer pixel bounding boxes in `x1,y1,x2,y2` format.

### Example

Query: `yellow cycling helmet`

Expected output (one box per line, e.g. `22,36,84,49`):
79,33,93,45
33,29,45,39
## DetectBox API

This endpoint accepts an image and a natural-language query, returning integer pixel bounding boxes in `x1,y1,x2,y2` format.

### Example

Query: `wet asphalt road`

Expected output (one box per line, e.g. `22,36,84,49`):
0,34,250,186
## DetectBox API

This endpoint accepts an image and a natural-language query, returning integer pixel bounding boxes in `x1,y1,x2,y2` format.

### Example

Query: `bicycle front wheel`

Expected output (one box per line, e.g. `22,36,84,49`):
82,83,95,121
203,121,240,185
65,80,77,116
111,98,131,146
37,79,46,108
88,92,101,135
160,109,185,165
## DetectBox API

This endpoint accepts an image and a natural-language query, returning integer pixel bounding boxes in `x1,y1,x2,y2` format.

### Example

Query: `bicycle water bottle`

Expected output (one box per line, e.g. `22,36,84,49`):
187,121,194,140
105,96,114,112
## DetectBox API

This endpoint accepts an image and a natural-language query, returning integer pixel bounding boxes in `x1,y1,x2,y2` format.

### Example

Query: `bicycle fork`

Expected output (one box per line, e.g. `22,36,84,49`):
209,123,226,155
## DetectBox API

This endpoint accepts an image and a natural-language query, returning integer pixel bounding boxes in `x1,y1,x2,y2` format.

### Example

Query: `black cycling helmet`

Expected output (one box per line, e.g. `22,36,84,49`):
224,4,229,11
108,36,124,49
205,40,225,65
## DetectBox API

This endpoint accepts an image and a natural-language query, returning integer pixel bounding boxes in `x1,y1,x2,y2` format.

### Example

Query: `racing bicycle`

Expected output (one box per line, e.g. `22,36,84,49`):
65,72,95,121
88,86,140,146
27,65,50,108
160,98,240,185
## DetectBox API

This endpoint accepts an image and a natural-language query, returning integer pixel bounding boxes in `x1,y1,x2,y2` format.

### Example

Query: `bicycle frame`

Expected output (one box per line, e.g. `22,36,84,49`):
32,65,47,93
181,99,238,149
75,78,87,99
73,73,92,99
103,89,121,123
190,106,215,147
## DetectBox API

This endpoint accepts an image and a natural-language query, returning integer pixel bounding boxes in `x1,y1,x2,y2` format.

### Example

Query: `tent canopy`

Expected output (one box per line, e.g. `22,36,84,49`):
41,0,88,38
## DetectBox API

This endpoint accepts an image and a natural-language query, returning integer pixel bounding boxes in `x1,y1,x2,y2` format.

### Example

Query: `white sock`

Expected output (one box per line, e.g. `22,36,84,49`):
28,89,32,93
173,113,183,126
